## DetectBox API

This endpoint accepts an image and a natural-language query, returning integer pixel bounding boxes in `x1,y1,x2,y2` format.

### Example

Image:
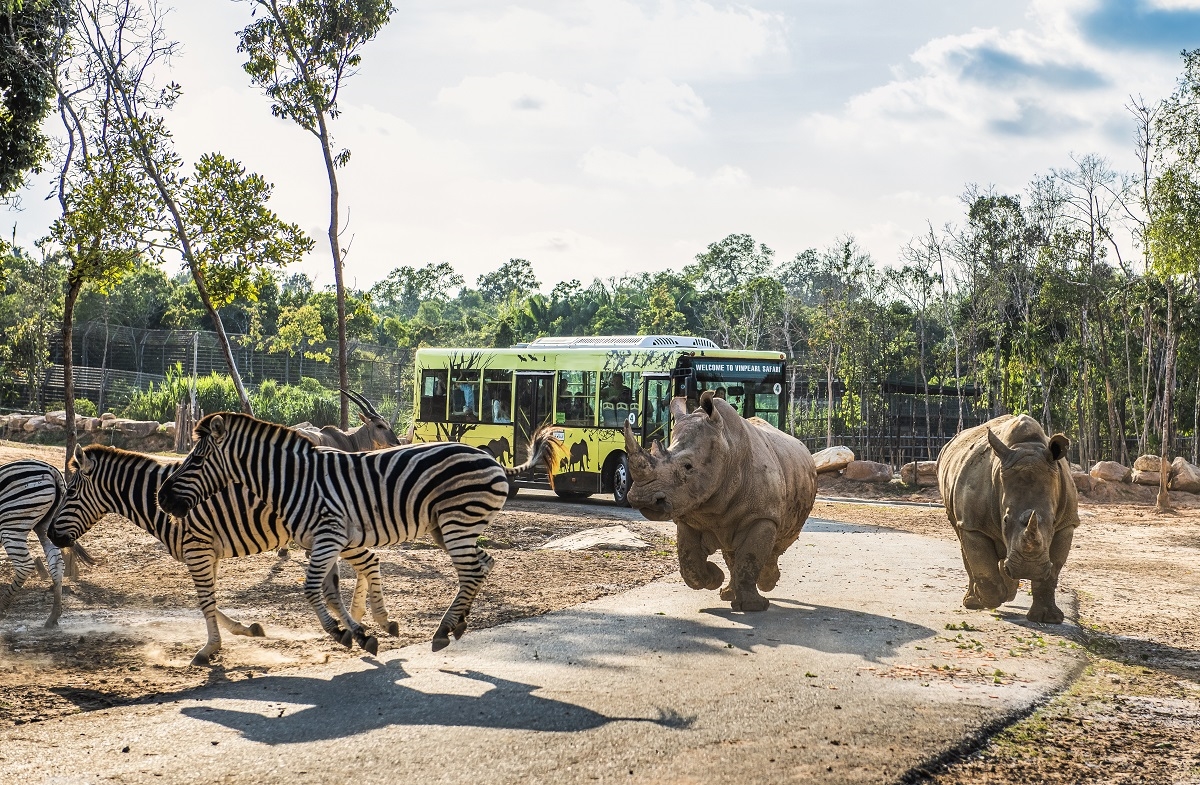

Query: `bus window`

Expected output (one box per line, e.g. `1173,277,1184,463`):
556,370,596,426
600,372,637,427
449,369,481,420
420,369,448,421
643,377,672,445
483,369,513,424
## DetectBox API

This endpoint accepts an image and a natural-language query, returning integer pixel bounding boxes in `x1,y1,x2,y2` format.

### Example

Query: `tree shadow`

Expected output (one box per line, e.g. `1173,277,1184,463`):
178,658,693,744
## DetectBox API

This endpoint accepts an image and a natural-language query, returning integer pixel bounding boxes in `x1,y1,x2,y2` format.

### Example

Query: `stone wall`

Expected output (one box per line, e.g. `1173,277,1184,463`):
0,411,176,453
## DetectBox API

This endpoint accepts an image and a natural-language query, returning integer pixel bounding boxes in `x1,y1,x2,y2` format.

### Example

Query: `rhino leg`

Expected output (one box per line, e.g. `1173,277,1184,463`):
729,519,776,612
719,550,736,601
1028,525,1074,624
957,528,1012,610
676,523,723,591
757,553,782,593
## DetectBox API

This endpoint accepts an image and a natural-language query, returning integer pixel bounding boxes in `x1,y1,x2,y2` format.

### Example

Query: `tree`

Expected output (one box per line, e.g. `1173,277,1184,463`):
371,261,463,319
237,0,395,428
0,0,69,200
477,258,539,305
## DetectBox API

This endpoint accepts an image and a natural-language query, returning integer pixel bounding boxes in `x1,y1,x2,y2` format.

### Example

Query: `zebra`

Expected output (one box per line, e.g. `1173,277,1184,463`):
48,444,398,666
157,412,556,653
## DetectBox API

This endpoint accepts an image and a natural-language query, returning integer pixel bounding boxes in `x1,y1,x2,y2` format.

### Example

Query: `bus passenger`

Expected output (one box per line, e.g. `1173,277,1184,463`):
601,373,632,405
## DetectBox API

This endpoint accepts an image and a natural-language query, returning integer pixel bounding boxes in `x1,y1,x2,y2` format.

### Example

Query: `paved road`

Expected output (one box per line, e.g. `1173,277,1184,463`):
0,515,1085,784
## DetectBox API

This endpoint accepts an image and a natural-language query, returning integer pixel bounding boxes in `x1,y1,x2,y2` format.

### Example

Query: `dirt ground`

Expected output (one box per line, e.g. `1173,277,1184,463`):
3,441,1200,784
0,441,676,726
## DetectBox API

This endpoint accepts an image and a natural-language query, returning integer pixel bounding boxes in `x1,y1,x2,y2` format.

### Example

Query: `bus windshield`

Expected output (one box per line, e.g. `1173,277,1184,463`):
690,359,785,427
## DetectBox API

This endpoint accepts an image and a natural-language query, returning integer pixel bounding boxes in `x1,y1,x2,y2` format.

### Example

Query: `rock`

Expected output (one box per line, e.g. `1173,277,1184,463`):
1133,454,1163,472
1170,457,1200,493
812,446,855,474
100,412,117,421
539,525,650,551
900,460,938,486
843,460,893,483
1090,461,1131,484
1071,471,1094,494
162,422,177,438
112,419,161,439
82,417,102,433
45,410,67,426
22,416,45,433
1132,469,1161,486
5,415,30,432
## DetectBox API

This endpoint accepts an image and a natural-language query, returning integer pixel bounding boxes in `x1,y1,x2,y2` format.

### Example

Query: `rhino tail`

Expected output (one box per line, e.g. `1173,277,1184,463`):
505,427,563,487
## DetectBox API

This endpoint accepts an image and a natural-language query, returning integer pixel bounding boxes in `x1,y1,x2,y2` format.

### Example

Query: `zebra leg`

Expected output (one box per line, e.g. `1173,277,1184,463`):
432,524,496,652
0,530,37,619
215,610,266,638
34,521,65,628
183,549,224,666
342,547,398,636
303,529,371,652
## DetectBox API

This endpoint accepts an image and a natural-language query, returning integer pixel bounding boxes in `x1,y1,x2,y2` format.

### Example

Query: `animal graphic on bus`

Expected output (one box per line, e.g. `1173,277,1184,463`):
568,440,590,472
485,437,511,464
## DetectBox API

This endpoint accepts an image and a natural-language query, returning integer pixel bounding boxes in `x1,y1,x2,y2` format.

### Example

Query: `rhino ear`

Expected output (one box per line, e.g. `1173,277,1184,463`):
668,396,689,422
698,390,722,423
1047,433,1069,463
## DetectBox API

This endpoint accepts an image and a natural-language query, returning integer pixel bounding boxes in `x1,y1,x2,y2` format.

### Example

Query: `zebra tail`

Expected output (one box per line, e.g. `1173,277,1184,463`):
505,427,562,482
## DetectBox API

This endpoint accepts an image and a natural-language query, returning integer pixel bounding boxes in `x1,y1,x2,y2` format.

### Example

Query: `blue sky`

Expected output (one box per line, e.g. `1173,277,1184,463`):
5,0,1199,290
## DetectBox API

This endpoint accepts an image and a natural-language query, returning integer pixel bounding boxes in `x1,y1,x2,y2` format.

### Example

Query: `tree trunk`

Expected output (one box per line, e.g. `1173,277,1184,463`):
193,273,252,414
1158,281,1176,513
61,277,82,475
316,116,350,429
825,344,835,449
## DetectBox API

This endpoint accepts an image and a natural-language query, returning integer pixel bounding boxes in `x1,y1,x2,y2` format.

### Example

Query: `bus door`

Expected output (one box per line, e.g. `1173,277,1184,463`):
514,372,555,466
641,375,673,447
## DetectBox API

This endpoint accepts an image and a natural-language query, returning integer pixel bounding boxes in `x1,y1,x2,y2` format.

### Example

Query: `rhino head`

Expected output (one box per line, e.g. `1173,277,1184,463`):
986,427,1070,582
624,390,728,521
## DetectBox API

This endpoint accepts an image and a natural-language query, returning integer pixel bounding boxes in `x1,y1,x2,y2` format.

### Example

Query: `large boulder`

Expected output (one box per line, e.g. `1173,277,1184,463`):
45,410,67,426
111,419,161,439
5,414,30,433
812,445,855,474
1071,471,1094,494
900,460,938,486
1170,457,1200,493
22,415,45,433
844,460,893,483
1133,454,1163,472
1132,469,1161,486
1090,461,1131,484
540,525,649,551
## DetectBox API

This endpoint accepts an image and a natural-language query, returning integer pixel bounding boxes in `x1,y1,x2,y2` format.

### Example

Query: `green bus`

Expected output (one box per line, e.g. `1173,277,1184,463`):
411,335,787,504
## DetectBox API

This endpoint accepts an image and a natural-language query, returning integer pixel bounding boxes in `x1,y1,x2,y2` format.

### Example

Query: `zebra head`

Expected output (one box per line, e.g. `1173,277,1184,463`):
49,445,106,547
159,414,237,518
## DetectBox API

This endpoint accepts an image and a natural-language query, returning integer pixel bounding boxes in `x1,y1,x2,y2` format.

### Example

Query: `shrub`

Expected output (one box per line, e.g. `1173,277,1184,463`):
74,398,98,418
122,366,241,422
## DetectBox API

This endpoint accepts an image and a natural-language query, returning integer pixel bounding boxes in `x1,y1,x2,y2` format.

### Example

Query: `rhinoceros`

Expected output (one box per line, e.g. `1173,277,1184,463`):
937,414,1080,624
623,390,817,611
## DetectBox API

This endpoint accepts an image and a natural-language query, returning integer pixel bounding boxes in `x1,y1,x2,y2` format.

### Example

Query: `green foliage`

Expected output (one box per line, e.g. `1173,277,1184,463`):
121,366,241,422
0,0,70,199
73,397,97,418
251,378,338,426
478,259,540,305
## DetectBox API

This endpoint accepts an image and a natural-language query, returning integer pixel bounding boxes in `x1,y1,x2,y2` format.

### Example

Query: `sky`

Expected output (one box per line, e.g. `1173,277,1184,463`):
6,0,1200,292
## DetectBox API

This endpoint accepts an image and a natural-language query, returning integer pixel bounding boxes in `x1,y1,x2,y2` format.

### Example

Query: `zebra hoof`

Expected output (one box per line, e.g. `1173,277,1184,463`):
387,621,400,637
249,623,265,637
452,620,468,640
431,635,450,652
362,636,379,656
336,628,353,648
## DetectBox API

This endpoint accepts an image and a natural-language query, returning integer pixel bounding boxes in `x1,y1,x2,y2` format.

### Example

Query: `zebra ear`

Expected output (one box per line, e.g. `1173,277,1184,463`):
73,444,91,474
208,415,227,441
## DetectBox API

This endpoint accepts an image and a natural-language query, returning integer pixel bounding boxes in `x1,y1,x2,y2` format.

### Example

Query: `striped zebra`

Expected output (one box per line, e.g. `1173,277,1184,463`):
0,460,74,627
48,444,398,665
158,412,556,653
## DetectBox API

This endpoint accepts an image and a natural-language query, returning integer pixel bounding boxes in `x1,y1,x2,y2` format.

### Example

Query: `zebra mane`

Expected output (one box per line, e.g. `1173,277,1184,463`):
72,443,178,471
198,411,318,453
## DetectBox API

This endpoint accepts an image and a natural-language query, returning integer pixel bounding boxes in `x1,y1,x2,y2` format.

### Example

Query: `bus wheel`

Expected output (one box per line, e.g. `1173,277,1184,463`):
554,489,592,501
612,455,632,507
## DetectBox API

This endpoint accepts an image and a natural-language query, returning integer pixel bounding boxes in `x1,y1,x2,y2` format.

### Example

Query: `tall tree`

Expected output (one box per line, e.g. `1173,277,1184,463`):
237,0,395,428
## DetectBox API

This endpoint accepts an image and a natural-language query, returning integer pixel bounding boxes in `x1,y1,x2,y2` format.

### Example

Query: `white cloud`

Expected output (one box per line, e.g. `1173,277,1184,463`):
579,147,696,187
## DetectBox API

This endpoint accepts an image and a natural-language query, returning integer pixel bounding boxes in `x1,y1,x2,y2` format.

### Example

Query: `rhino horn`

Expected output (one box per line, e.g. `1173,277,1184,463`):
1021,512,1043,554
649,438,667,459
986,428,1013,463
624,422,654,474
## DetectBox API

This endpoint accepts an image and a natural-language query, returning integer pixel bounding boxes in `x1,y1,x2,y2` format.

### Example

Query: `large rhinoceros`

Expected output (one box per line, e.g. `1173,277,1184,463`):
623,390,817,611
937,413,1080,624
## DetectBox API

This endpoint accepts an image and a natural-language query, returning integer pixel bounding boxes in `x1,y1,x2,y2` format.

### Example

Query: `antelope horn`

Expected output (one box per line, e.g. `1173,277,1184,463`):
341,389,380,419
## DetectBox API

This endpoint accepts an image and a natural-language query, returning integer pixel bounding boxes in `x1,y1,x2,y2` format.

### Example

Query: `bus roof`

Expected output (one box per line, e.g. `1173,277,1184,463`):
414,338,785,372
518,335,719,350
